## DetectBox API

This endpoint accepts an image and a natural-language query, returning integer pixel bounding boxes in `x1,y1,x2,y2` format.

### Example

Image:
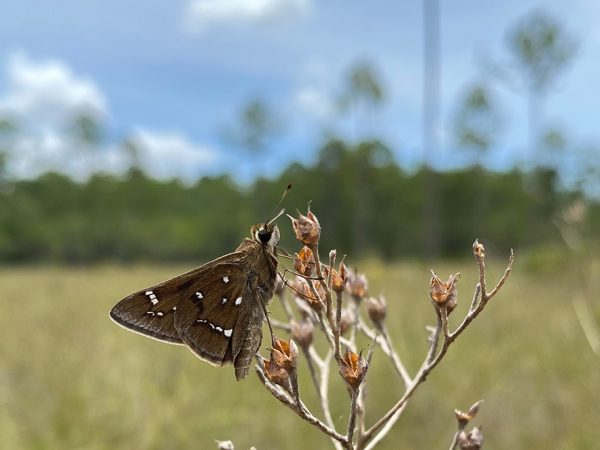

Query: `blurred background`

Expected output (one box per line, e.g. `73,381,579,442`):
1,1,599,449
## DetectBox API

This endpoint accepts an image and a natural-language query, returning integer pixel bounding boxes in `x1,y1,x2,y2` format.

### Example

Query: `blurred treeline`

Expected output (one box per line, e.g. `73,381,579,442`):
1,9,598,264
0,136,595,264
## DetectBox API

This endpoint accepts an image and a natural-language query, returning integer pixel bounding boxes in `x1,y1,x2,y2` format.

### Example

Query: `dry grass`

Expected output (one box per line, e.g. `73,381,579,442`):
1,260,599,449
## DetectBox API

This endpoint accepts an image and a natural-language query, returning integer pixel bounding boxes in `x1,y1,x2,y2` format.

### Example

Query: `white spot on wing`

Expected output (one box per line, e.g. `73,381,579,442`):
157,312,164,317
235,297,242,306
221,298,227,305
215,326,223,332
224,329,233,337
222,276,229,283
145,290,159,305
195,291,203,300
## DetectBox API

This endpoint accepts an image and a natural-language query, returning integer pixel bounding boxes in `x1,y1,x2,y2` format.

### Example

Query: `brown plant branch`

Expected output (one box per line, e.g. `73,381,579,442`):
360,245,514,447
255,362,348,445
261,209,514,450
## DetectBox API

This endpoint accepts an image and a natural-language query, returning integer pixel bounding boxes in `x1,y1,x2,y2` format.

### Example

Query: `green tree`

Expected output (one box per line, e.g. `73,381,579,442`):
338,61,386,138
505,10,576,164
453,83,502,165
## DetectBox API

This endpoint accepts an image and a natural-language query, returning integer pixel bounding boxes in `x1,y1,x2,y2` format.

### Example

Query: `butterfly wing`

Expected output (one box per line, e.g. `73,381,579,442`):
173,262,263,378
109,252,246,344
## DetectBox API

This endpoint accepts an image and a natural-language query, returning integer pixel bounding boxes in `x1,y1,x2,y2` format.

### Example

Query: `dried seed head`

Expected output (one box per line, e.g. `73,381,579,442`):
365,295,387,329
288,207,321,246
290,319,314,349
346,269,368,300
430,271,460,313
293,276,324,311
269,337,299,372
263,358,290,388
322,262,348,293
294,246,316,277
473,239,485,259
457,426,484,450
455,400,483,429
338,348,368,391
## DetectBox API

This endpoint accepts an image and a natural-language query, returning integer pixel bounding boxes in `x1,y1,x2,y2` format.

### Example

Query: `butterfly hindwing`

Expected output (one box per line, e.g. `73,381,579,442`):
174,263,254,368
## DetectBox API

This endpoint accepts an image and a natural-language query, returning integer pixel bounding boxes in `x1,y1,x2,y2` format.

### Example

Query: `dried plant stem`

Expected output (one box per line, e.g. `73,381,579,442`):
448,431,460,450
380,326,412,387
304,347,322,397
270,318,292,332
346,390,360,449
334,291,344,360
357,318,412,387
278,292,296,321
255,365,348,445
305,346,343,450
361,248,514,447
309,243,336,332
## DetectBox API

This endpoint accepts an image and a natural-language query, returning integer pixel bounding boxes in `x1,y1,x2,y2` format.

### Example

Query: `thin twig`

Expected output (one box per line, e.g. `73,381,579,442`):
448,431,460,450
361,248,514,447
334,290,344,361
271,318,292,332
356,318,412,387
255,365,347,445
346,389,360,449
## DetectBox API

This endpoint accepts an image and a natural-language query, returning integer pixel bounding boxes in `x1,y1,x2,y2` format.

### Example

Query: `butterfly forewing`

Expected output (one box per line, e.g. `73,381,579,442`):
109,252,246,344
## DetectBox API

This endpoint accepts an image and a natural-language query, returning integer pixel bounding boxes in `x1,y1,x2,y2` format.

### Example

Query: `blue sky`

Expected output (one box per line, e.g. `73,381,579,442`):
0,0,598,183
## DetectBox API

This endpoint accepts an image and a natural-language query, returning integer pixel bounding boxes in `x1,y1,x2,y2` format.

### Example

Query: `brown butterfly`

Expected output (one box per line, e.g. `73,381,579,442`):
110,212,283,380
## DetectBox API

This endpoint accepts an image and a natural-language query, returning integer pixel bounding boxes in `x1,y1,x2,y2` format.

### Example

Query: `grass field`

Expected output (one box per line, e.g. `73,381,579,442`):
1,258,599,449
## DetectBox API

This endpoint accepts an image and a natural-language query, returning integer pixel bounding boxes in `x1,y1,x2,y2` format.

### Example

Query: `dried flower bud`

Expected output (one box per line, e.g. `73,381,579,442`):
291,319,314,349
430,271,459,313
339,307,355,335
263,358,290,388
288,207,321,246
322,262,348,293
338,348,368,391
457,427,483,450
472,239,485,259
293,246,316,277
269,337,299,372
455,400,483,429
293,276,324,311
365,296,387,329
346,269,368,299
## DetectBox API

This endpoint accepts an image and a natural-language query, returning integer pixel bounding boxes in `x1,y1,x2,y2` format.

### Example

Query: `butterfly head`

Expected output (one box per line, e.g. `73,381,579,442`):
251,223,280,249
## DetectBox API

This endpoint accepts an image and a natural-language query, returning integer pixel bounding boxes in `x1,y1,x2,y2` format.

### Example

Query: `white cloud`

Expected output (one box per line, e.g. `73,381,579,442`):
292,62,337,120
184,0,311,33
0,52,107,131
294,85,335,119
0,52,219,182
129,129,217,182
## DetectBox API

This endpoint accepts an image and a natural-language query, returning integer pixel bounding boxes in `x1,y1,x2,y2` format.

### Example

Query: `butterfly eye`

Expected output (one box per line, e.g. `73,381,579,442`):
257,228,272,244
